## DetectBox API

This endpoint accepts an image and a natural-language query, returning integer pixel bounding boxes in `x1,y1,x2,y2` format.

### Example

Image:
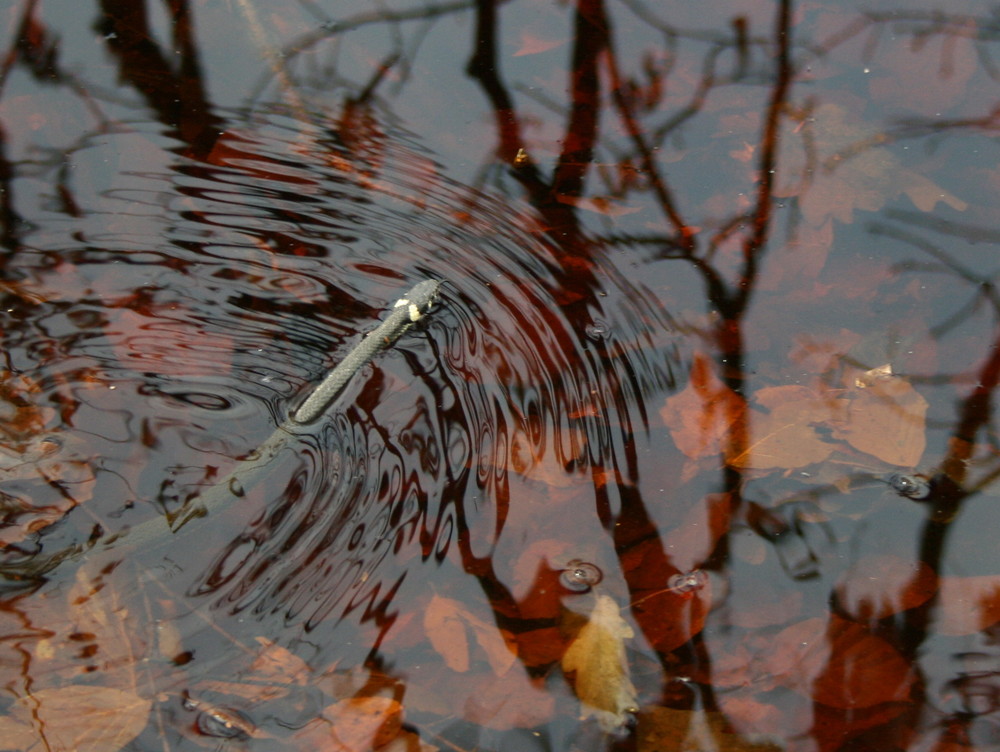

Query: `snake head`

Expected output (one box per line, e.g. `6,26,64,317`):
395,279,442,322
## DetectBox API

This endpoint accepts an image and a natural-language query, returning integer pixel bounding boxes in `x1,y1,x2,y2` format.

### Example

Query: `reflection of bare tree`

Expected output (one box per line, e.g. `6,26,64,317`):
4,0,1000,745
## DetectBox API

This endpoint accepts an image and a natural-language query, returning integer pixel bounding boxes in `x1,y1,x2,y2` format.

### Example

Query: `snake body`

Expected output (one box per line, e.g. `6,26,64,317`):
292,279,441,423
138,278,443,548
1,280,442,576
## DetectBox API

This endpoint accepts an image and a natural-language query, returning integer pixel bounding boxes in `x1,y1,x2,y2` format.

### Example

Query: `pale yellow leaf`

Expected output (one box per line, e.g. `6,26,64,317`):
561,594,638,732
836,378,928,466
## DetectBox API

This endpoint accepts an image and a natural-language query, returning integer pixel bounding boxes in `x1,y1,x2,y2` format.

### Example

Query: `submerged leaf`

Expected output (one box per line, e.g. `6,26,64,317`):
661,354,745,460
561,594,638,732
834,378,928,466
637,706,784,751
324,697,404,752
727,403,833,469
835,554,937,621
424,594,516,675
0,686,150,752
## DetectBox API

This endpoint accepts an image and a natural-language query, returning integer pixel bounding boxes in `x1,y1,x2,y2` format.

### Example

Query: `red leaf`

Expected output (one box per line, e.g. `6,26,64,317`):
813,617,913,708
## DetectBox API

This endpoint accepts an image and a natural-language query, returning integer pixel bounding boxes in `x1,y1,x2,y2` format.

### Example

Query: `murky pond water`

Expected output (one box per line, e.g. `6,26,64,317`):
2,1,1000,750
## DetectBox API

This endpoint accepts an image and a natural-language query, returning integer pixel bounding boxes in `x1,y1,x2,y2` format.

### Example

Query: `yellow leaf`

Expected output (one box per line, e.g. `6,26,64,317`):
561,594,638,732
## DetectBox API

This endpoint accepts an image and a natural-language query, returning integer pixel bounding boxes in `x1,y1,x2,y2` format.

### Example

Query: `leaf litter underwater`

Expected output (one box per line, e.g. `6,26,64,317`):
1,89,1000,752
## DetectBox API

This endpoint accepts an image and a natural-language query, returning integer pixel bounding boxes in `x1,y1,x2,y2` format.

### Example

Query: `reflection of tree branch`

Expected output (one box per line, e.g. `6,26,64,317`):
605,41,691,247
899,325,1000,657
737,0,791,313
817,9,1000,81
0,124,22,251
251,0,475,103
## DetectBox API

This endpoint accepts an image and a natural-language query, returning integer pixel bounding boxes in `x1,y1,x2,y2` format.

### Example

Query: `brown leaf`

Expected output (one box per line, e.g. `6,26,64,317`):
512,31,565,57
0,433,95,547
637,706,784,751
661,354,745,460
623,537,710,652
324,697,404,752
662,493,733,571
561,594,638,732
728,396,834,469
464,668,555,729
0,686,150,752
249,637,312,686
700,616,912,708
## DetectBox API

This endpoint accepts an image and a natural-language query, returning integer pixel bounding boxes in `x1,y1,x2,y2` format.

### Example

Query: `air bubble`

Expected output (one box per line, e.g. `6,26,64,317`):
888,474,931,500
667,569,709,596
560,560,603,592
183,693,255,740
585,321,609,341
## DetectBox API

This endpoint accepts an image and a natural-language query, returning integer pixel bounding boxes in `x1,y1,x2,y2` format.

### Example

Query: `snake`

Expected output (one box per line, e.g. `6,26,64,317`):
1,279,442,579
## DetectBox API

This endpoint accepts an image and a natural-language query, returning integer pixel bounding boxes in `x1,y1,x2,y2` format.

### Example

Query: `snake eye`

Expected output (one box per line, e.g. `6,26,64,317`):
559,560,603,592
888,473,932,500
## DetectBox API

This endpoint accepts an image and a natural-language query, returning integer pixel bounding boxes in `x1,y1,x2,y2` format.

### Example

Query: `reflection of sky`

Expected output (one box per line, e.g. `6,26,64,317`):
6,0,1000,748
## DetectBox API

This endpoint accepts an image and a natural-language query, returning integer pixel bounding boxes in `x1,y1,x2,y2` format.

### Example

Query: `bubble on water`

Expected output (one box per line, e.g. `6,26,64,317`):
888,473,931,500
585,321,609,341
667,569,709,596
560,560,603,592
183,693,255,740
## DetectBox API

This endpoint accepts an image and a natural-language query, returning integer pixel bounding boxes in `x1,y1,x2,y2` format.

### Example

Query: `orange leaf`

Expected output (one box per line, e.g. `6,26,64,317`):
662,493,733,571
249,637,312,686
512,31,565,57
661,354,745,460
813,616,913,708
464,668,556,729
553,194,643,217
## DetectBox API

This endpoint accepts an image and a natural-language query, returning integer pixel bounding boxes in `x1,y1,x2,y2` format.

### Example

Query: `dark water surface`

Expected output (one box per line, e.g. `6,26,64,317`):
1,0,1000,750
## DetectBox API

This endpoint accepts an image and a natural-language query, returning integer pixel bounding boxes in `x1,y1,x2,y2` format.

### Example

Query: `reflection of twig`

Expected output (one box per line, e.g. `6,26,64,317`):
605,41,691,247
253,0,474,99
817,9,1000,71
870,221,1000,321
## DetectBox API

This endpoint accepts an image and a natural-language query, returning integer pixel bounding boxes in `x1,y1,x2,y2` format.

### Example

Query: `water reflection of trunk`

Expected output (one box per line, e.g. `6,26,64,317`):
465,0,797,729
899,326,1000,686
96,0,224,156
